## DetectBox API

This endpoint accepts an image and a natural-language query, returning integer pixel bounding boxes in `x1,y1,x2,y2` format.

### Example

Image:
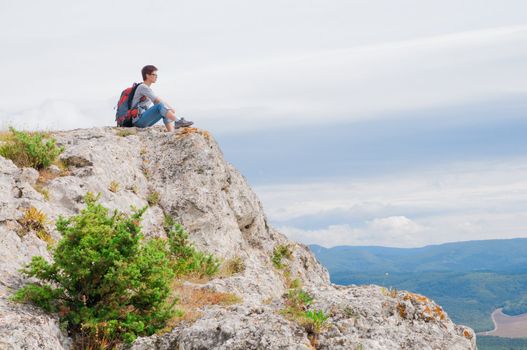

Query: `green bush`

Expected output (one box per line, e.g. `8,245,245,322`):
12,194,175,347
0,127,64,169
164,218,220,278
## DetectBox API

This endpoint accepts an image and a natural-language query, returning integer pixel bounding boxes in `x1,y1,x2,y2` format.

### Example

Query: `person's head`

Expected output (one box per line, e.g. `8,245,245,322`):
141,65,158,83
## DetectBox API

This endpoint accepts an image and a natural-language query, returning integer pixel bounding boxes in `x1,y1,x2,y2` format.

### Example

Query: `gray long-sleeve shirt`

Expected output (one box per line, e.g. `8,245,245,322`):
132,84,158,113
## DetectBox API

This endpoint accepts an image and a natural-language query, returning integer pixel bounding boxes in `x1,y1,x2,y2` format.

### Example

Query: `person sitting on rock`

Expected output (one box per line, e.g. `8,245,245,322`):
132,65,193,132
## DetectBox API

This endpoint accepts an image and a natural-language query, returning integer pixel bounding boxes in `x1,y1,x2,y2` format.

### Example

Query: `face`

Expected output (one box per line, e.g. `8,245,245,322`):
147,71,158,83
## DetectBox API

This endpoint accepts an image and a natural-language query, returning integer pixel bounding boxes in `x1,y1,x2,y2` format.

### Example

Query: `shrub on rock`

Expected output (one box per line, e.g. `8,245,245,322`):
0,127,63,169
12,194,175,347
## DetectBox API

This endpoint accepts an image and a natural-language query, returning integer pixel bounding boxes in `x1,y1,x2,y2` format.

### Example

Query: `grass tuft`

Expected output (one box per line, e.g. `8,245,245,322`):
36,230,55,248
280,281,329,349
129,184,139,195
146,191,160,206
159,281,241,333
108,181,120,193
272,244,293,269
17,207,47,234
221,256,246,276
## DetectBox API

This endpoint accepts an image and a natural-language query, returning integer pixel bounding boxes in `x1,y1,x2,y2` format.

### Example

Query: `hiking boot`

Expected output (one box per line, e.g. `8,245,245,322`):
174,117,194,129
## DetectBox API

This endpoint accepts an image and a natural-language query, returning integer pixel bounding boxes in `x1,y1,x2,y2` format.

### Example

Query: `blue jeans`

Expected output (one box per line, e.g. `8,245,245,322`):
133,103,173,127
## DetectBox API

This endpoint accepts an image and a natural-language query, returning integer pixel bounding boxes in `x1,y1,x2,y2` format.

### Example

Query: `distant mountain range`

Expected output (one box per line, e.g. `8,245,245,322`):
310,238,527,274
309,238,527,333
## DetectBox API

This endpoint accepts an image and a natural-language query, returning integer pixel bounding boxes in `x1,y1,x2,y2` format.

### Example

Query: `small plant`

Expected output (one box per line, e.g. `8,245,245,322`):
296,289,314,307
141,164,151,179
344,306,356,318
108,180,120,193
0,127,63,169
17,207,47,234
167,222,195,259
147,190,160,206
289,278,302,289
280,285,328,349
165,220,220,278
17,207,53,246
262,297,273,305
272,244,293,269
163,214,177,233
302,309,329,348
286,288,314,311
304,309,329,334
130,184,139,195
36,230,54,248
281,285,312,319
223,256,246,275
172,250,221,278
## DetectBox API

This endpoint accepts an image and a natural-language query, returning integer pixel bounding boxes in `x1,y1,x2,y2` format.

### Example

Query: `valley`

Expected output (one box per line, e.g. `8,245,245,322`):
310,238,527,349
480,308,527,338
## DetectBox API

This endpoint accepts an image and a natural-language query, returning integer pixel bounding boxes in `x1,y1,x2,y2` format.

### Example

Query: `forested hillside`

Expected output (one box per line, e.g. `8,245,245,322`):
310,239,527,332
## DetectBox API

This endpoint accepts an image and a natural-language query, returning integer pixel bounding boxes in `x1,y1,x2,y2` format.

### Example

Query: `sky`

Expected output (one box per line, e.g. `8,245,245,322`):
1,0,526,247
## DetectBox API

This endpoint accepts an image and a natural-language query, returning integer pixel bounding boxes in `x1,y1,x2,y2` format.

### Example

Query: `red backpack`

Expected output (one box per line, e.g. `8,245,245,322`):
115,83,145,127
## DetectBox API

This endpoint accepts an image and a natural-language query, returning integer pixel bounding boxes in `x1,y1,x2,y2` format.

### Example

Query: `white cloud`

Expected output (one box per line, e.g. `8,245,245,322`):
369,216,422,235
257,158,527,247
279,216,426,248
164,25,527,133
0,99,114,131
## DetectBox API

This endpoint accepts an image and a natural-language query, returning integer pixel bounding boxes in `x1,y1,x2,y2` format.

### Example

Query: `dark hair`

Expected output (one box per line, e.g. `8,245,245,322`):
141,65,158,80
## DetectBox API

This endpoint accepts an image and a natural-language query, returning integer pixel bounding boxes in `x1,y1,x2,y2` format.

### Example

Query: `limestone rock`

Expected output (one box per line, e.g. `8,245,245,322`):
0,126,476,350
131,304,314,350
0,301,71,350
17,167,39,185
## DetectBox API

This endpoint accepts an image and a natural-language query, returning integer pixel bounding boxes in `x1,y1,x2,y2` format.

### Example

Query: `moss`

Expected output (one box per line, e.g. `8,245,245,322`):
115,129,136,137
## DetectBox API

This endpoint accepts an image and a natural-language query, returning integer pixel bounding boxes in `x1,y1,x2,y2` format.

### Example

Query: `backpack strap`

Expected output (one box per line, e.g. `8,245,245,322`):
127,82,143,109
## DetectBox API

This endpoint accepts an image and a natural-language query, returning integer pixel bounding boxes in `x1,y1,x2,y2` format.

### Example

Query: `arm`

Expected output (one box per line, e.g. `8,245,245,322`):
141,86,175,112
154,97,175,112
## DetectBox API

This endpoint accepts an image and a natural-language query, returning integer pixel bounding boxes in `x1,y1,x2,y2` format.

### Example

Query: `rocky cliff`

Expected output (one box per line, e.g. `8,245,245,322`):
0,127,476,350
